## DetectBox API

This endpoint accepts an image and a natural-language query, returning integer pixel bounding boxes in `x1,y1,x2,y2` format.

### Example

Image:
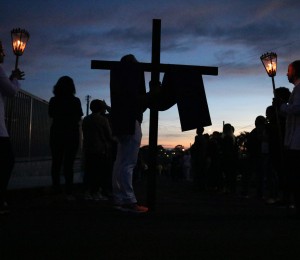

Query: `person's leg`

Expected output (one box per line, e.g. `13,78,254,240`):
63,133,79,195
90,154,102,195
50,132,64,190
288,150,300,214
83,153,93,193
99,155,111,196
0,137,14,208
112,121,142,205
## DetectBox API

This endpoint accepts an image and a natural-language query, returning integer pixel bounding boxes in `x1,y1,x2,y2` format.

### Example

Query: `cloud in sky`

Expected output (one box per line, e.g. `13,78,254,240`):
2,0,300,148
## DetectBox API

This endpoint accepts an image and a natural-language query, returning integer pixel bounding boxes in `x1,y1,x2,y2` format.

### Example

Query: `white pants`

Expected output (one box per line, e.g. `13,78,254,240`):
112,121,142,205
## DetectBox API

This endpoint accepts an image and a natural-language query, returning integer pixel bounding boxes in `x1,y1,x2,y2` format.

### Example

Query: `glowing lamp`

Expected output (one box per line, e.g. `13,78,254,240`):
11,28,30,69
260,52,283,158
260,52,277,77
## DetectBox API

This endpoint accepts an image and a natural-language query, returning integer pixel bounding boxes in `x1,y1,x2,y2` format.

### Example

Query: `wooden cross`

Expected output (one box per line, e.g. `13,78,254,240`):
91,19,218,210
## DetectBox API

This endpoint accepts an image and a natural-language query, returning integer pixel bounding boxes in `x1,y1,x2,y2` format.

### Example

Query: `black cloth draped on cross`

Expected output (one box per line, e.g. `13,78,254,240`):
110,63,147,135
110,65,211,135
148,69,212,131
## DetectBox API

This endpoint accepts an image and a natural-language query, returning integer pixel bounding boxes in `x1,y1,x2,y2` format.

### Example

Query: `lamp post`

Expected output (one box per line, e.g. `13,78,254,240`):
11,28,30,70
260,51,283,162
260,52,277,92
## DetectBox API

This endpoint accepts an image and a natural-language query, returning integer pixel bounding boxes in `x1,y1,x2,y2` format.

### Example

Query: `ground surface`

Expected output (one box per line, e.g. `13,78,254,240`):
1,176,299,259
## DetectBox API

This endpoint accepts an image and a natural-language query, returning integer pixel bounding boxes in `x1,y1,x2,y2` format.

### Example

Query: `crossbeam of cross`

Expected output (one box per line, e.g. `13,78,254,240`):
91,19,218,210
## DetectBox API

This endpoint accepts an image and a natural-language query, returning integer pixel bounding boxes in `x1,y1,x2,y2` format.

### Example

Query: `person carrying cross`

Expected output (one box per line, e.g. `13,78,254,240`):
110,54,149,213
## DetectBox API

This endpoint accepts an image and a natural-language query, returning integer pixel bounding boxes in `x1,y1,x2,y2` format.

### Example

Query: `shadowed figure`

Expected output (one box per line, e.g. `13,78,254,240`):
221,123,238,194
247,116,270,199
278,61,300,215
82,99,115,201
0,41,24,214
110,54,149,213
48,76,83,197
190,127,209,190
266,87,291,204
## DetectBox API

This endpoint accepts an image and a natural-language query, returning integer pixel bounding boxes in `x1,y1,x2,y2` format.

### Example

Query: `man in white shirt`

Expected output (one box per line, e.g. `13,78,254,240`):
280,60,300,216
0,41,24,214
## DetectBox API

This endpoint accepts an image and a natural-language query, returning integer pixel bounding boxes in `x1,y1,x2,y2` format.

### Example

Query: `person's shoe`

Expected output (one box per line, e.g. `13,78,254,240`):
265,198,276,205
66,194,76,201
93,192,109,201
289,204,296,209
84,192,93,200
112,203,123,210
119,203,148,213
0,202,10,215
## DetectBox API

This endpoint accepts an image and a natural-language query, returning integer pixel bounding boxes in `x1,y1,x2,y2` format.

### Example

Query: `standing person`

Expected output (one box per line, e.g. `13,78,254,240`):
266,87,291,205
182,150,192,181
190,127,208,190
0,41,24,214
49,76,83,199
221,123,239,194
110,54,148,213
207,131,223,191
82,99,115,201
278,60,300,216
247,116,269,199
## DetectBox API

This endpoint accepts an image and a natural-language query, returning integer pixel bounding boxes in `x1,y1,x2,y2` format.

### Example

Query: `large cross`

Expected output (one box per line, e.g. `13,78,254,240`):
91,19,218,210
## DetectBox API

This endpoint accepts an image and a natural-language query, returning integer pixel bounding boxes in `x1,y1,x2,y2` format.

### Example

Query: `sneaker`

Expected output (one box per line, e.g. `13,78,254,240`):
0,202,10,215
112,203,123,210
66,194,76,201
118,203,148,213
289,204,296,209
265,198,276,205
84,192,93,200
93,192,109,201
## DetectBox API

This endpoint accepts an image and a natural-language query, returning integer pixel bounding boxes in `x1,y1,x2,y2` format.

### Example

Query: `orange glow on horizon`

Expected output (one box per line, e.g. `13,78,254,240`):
140,126,254,149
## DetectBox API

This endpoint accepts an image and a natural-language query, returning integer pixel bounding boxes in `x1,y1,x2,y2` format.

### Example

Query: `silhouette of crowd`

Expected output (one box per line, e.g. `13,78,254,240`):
2,53,300,218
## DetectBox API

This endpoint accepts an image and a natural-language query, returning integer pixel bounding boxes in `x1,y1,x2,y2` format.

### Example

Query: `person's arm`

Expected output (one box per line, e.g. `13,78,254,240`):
0,66,21,97
103,100,111,114
75,97,84,120
103,117,116,143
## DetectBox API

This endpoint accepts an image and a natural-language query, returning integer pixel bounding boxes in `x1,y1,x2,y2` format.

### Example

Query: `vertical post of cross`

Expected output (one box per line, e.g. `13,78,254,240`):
147,19,161,210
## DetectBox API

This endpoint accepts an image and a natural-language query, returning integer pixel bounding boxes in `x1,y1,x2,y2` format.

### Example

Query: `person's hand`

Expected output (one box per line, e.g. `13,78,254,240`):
149,80,161,93
103,100,111,112
10,69,25,80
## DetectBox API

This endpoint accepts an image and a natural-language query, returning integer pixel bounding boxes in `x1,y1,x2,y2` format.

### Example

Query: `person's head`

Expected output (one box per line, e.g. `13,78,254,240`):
120,54,138,63
274,87,291,102
196,127,204,135
266,105,275,122
255,115,266,128
90,99,106,114
53,76,76,97
0,41,5,64
212,131,220,139
287,60,300,84
223,123,233,135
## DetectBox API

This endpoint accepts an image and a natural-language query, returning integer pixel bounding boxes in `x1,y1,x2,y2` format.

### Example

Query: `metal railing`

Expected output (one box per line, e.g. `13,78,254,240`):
5,89,84,189
5,89,51,160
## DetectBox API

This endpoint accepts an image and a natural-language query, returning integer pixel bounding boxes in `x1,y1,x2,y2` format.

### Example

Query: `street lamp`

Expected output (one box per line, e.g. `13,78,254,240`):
260,52,277,92
11,28,30,70
260,51,283,163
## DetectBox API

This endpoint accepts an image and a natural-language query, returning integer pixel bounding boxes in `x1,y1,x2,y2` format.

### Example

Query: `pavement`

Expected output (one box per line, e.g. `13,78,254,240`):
8,158,83,190
1,172,300,259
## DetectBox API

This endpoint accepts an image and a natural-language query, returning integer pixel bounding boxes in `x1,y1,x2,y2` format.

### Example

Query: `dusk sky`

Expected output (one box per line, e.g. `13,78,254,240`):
2,0,300,148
